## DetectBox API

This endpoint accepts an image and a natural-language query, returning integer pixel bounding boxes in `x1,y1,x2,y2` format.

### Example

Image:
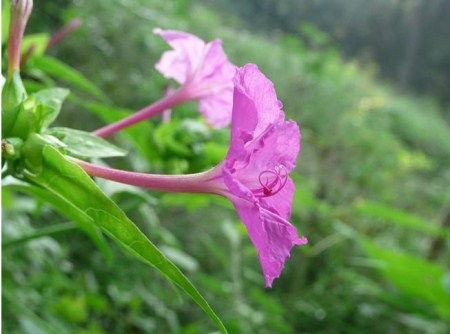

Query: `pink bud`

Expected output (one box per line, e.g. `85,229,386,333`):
8,0,33,75
47,18,82,50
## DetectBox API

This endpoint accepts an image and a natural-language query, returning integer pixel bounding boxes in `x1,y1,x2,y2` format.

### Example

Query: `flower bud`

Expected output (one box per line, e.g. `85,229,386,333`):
47,18,81,50
2,138,23,160
8,0,33,75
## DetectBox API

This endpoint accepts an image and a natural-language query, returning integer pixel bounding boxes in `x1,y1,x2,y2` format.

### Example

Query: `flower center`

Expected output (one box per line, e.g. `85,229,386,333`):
253,165,288,198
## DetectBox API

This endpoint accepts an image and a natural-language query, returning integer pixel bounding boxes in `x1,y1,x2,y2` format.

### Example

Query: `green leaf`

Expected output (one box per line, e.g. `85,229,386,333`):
21,134,66,172
362,239,450,319
33,88,70,130
154,120,191,156
21,33,50,58
159,246,199,272
2,0,10,44
161,193,211,212
355,201,450,238
46,127,127,158
23,80,48,95
3,103,28,139
202,142,228,164
2,221,77,249
28,56,108,101
2,72,27,136
4,180,112,261
80,101,159,162
24,144,227,333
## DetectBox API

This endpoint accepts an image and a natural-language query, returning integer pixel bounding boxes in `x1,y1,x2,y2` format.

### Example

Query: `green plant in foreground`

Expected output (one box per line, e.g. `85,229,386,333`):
2,1,309,332
2,1,227,331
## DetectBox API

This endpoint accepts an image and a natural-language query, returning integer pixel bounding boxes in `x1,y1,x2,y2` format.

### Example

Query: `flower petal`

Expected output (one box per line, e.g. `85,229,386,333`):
154,28,205,83
221,64,305,287
260,178,295,220
227,194,307,288
233,64,284,138
226,120,300,219
246,120,300,174
197,39,235,87
154,29,235,128
228,64,290,163
228,81,259,161
199,86,233,128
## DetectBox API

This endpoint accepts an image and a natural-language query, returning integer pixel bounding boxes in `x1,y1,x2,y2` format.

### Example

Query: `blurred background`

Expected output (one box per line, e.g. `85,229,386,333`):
3,0,450,333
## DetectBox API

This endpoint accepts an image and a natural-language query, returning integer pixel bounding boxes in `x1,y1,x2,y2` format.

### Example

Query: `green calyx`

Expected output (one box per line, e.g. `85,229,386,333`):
2,68,72,140
20,133,66,174
2,71,28,137
2,70,125,178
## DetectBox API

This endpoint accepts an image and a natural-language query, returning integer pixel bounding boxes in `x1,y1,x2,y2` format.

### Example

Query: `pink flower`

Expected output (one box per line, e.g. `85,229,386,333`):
77,64,307,287
154,28,236,128
93,29,235,137
217,64,308,287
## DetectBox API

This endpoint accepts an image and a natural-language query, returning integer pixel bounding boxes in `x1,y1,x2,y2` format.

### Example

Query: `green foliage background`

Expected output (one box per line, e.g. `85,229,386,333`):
3,0,450,333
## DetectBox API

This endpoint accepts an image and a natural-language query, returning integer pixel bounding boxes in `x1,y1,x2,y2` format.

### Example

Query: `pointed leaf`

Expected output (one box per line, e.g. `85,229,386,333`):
29,56,108,101
2,221,77,249
363,239,450,319
33,88,70,130
2,72,27,136
4,180,112,261
355,201,450,238
21,33,50,58
2,0,10,44
79,101,159,162
24,144,227,333
46,127,127,158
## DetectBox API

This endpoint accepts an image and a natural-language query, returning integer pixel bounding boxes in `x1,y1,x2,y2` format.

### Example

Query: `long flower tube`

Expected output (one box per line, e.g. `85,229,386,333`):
93,86,191,137
77,64,307,287
93,29,235,137
71,157,224,194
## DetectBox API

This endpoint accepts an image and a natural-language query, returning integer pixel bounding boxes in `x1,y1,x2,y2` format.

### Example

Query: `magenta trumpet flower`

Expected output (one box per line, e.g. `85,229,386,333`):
154,28,236,128
77,64,307,287
93,29,235,137
219,64,308,286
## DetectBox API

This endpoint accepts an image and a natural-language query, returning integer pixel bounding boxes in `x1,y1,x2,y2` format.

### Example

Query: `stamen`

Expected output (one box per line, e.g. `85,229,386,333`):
253,165,288,197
